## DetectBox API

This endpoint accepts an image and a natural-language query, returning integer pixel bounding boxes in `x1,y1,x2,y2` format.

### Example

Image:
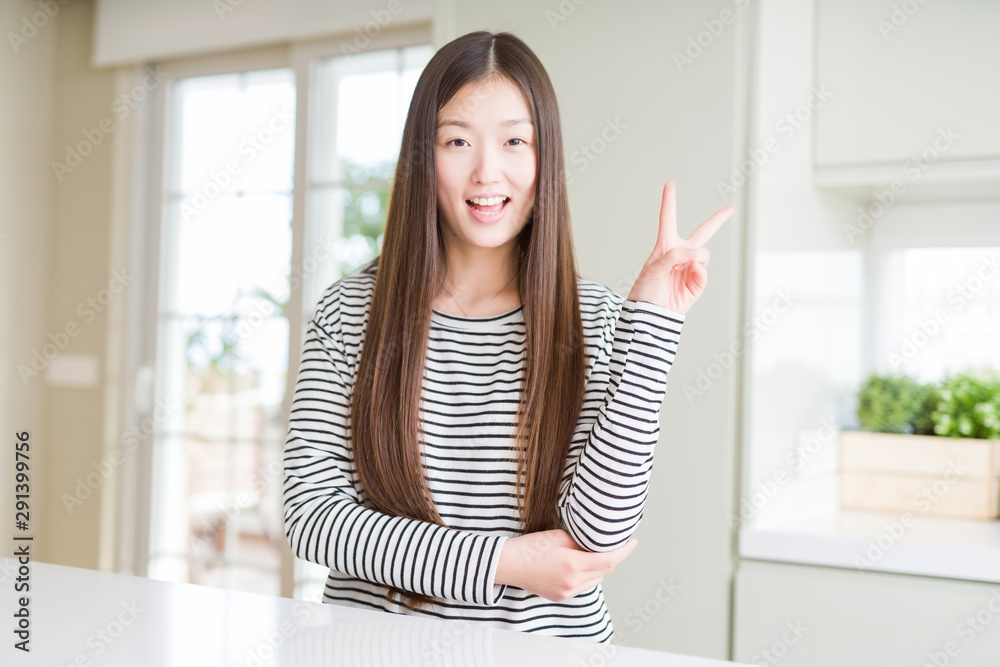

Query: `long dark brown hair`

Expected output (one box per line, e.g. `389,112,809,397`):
349,31,586,612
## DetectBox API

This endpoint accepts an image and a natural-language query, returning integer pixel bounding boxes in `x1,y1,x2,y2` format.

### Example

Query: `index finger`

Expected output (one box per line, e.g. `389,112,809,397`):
657,182,678,253
573,539,637,573
687,205,734,248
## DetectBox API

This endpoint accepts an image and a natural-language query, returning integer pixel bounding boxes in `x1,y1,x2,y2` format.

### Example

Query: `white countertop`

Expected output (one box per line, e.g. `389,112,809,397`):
739,476,1000,583
1,558,752,666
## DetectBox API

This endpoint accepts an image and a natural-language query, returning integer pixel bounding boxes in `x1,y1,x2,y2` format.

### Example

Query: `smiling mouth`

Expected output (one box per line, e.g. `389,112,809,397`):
466,197,510,216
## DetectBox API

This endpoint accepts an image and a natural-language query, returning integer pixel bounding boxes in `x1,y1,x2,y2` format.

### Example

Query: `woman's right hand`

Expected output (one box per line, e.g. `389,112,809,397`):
494,529,637,602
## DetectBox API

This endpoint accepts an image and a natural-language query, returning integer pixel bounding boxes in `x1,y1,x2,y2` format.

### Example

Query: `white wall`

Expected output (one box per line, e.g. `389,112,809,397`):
1,0,123,570
0,0,57,564
743,0,863,507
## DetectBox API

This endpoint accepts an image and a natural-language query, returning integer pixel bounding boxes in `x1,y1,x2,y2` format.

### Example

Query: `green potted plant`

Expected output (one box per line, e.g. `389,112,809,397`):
839,371,1000,520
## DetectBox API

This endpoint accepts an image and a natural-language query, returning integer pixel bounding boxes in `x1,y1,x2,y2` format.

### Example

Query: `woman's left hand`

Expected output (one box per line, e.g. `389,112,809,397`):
627,182,734,316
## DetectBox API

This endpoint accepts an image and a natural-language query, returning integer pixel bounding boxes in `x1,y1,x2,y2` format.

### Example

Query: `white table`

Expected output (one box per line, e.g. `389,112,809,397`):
1,557,752,666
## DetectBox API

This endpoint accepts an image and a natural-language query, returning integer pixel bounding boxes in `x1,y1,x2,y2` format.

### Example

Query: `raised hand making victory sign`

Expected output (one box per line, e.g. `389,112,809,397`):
627,182,735,315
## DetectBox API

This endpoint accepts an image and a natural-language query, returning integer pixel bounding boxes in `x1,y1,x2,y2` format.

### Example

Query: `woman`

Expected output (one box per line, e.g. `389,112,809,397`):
282,30,732,643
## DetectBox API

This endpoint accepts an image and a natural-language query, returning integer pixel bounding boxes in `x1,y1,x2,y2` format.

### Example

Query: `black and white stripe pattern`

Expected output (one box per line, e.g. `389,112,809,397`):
282,265,684,643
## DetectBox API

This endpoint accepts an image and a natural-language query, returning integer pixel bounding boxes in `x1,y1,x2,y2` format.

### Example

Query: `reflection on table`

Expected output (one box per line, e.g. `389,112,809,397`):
1,558,750,666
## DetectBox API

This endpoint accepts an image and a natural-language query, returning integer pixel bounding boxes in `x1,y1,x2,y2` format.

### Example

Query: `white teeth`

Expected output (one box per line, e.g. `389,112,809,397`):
469,196,507,206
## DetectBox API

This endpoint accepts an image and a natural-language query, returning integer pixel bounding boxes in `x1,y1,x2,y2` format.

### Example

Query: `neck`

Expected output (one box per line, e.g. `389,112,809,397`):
439,238,519,300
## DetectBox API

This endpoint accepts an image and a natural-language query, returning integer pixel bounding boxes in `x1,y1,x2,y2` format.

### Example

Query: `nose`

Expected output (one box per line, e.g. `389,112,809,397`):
471,144,501,184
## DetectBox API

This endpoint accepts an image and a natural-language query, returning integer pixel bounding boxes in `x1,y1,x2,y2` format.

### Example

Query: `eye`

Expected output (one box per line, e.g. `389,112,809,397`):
507,138,527,146
447,138,468,147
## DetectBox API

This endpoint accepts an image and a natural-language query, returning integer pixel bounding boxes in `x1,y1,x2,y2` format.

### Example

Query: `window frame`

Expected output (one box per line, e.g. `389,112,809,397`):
119,24,433,600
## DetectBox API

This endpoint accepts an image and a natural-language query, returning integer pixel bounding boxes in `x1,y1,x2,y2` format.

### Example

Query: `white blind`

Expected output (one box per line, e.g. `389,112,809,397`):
92,0,434,66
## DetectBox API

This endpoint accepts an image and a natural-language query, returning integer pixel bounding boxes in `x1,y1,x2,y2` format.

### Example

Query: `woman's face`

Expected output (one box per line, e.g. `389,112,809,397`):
434,77,537,257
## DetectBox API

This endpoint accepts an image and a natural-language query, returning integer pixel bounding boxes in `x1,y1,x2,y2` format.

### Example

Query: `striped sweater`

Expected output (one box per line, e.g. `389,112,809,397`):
281,264,685,642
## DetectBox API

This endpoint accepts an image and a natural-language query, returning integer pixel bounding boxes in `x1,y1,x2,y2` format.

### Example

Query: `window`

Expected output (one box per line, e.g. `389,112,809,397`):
874,247,1000,383
142,38,432,602
303,45,432,314
148,68,297,594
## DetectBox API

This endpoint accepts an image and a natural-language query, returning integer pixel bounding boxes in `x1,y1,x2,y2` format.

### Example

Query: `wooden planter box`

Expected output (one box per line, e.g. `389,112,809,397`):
839,431,1000,520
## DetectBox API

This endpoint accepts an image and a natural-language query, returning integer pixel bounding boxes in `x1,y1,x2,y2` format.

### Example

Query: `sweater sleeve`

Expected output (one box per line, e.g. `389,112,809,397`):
282,292,509,606
556,297,685,552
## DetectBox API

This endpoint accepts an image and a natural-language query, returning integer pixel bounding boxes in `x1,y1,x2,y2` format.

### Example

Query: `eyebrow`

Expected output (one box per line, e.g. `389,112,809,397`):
437,118,533,130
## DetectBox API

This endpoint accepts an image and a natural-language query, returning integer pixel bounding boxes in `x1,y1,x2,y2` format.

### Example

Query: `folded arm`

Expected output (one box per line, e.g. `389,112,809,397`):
282,307,509,606
556,298,684,552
